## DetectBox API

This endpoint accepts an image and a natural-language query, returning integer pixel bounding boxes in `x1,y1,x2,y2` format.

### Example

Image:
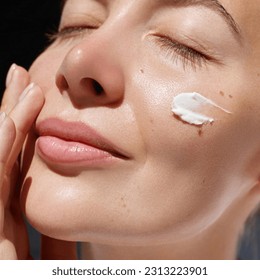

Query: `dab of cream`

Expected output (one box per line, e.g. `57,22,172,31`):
171,92,231,126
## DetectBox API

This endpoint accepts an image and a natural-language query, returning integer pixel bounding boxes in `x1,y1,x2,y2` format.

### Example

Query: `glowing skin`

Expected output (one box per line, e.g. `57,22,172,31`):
16,0,260,259
172,92,232,126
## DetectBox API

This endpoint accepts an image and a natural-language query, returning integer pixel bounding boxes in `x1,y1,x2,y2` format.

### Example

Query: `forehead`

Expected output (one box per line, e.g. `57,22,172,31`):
61,0,260,42
62,0,260,24
222,0,260,58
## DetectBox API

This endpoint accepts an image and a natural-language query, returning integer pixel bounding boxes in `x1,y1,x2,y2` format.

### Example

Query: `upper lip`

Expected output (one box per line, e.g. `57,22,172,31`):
35,118,130,159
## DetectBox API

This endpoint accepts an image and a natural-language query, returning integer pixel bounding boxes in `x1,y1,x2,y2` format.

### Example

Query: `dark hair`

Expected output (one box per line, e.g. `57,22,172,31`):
237,208,260,260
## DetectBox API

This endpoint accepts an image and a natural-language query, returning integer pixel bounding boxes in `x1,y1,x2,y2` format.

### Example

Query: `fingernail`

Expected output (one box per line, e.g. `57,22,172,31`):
0,112,7,125
5,63,17,87
19,83,35,102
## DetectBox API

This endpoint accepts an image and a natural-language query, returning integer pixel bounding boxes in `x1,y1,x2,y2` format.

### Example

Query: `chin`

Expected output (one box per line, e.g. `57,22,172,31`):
20,145,226,247
21,180,217,247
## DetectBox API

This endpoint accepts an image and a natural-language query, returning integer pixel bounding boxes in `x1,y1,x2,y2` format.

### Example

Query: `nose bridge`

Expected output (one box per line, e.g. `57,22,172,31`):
75,22,123,75
56,17,129,108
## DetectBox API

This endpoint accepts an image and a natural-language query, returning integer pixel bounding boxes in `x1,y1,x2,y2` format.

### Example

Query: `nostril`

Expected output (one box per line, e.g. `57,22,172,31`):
92,80,104,96
81,78,104,96
56,74,69,91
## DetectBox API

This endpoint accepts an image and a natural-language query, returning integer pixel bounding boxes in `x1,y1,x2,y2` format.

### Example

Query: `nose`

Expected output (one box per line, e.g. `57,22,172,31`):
55,32,125,108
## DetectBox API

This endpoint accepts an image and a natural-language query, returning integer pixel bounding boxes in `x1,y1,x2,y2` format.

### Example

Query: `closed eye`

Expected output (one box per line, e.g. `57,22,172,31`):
153,34,218,70
47,25,99,43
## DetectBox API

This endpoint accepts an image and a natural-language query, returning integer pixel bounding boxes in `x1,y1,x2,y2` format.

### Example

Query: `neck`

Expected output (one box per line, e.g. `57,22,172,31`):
81,225,239,260
81,188,259,260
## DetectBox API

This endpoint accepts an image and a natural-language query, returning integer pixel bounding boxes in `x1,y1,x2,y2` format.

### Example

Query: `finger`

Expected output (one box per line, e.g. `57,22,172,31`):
0,114,16,204
1,64,30,114
6,83,44,173
0,113,16,176
3,160,20,208
0,113,16,162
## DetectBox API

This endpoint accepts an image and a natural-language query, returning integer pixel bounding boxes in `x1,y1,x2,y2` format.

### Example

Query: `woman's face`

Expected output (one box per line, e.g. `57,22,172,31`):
21,0,260,245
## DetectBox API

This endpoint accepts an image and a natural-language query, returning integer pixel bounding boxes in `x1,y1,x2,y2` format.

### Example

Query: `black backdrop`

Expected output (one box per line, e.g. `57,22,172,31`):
0,0,61,98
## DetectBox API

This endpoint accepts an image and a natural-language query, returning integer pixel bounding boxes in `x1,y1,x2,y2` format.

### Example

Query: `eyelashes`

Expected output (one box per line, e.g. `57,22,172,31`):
47,25,97,42
48,26,213,70
154,35,211,70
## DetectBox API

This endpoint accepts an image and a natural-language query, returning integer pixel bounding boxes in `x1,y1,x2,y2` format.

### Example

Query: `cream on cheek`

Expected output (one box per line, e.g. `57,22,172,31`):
171,92,232,126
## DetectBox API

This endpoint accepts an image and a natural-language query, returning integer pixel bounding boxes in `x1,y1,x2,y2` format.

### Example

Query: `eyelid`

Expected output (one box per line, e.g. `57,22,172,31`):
53,13,104,39
47,24,99,42
59,12,104,29
59,25,98,35
151,32,211,58
180,34,223,61
148,32,223,69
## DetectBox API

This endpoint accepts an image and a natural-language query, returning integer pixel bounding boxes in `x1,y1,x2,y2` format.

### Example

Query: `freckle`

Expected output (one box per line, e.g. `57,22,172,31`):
257,73,260,77
140,69,144,73
219,91,225,97
228,95,233,99
198,128,203,136
202,178,206,184
121,197,127,208
150,118,154,124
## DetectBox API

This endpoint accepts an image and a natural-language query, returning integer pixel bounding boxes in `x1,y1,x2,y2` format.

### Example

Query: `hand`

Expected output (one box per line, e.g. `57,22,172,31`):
0,64,44,259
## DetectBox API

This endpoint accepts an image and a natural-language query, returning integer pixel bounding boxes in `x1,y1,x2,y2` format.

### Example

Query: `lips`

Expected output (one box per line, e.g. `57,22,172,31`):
35,118,129,167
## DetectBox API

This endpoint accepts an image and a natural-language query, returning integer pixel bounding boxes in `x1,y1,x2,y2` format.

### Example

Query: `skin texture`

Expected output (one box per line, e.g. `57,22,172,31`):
1,0,260,259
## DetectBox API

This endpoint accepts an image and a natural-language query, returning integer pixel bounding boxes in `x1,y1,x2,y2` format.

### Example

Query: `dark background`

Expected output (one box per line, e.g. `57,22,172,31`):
0,0,61,97
0,0,259,260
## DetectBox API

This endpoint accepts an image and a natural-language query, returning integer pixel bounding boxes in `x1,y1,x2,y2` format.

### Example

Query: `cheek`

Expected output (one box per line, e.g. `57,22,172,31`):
128,77,258,236
29,48,64,91
132,61,259,181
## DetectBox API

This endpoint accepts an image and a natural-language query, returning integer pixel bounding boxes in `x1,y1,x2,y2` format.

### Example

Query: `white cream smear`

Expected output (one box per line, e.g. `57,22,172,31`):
171,92,232,126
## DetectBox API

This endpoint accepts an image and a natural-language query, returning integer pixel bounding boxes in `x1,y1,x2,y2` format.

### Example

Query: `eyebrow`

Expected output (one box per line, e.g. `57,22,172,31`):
165,0,242,43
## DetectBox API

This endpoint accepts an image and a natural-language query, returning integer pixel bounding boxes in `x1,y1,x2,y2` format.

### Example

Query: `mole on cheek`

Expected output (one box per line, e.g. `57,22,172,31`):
198,127,203,136
220,90,233,99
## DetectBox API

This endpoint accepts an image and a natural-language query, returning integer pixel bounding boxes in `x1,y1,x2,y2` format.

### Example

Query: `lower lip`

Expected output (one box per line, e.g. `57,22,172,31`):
36,136,116,166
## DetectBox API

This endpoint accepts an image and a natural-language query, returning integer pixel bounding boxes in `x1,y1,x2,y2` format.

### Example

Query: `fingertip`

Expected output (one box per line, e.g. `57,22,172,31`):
16,83,45,121
27,83,45,106
5,63,17,87
8,65,30,90
15,65,30,86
